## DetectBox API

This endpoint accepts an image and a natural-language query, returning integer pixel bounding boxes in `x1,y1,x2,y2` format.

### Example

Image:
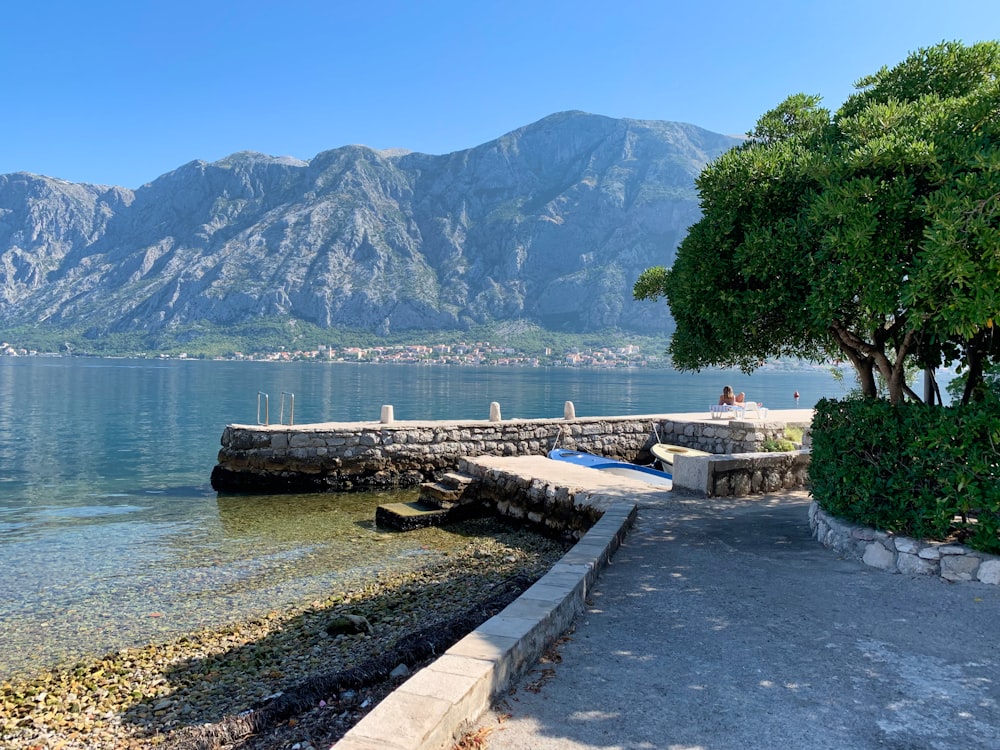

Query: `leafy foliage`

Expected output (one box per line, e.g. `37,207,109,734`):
762,438,796,452
947,361,1000,402
635,41,1000,405
810,398,1000,553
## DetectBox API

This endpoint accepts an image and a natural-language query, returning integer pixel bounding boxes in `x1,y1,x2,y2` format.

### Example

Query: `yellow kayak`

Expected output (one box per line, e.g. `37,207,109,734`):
650,443,711,465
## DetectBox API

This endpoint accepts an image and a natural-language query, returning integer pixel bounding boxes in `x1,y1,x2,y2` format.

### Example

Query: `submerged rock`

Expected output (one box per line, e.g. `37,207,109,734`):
325,614,373,636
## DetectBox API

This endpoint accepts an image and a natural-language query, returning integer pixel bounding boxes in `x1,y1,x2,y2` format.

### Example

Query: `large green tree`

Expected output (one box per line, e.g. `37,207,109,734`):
635,41,1000,405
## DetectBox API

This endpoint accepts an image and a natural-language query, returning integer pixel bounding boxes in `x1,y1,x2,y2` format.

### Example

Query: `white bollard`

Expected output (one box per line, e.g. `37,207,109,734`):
489,401,502,422
380,404,394,424
564,400,576,419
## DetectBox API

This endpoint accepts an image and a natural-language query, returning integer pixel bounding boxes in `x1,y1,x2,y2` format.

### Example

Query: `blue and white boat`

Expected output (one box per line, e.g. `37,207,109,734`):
547,449,673,488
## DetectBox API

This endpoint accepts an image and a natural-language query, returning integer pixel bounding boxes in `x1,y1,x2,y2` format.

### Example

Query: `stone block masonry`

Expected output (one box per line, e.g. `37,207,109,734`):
456,454,657,540
210,411,812,496
809,502,1000,586
672,449,811,497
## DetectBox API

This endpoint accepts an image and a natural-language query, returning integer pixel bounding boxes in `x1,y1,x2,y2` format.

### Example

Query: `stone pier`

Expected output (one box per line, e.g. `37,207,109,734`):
210,409,814,496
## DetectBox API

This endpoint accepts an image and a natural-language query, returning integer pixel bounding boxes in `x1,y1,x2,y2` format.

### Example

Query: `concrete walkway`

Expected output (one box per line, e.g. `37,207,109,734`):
471,490,1000,750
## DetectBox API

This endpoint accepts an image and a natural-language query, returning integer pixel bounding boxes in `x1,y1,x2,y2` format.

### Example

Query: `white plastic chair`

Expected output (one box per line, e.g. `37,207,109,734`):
710,404,736,419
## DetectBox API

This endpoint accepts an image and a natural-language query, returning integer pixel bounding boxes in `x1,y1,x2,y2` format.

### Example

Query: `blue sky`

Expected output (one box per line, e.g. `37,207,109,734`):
3,0,998,188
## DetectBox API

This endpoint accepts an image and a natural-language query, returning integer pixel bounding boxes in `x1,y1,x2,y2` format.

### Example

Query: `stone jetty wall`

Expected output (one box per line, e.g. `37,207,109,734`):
456,455,648,541
210,413,810,495
673,450,811,497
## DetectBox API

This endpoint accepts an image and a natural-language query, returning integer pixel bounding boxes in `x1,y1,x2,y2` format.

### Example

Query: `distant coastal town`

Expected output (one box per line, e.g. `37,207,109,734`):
0,339,835,374
1,340,666,368
229,342,659,367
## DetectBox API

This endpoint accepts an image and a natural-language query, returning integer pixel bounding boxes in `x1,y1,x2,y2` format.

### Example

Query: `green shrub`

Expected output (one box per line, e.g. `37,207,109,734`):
784,426,804,443
762,438,797,452
811,397,1000,554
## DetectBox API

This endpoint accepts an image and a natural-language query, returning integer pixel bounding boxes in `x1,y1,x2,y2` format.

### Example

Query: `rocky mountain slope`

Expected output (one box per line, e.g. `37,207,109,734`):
0,111,741,338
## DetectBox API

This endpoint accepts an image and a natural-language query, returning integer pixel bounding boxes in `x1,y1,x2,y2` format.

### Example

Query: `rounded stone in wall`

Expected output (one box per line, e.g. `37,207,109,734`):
733,473,751,496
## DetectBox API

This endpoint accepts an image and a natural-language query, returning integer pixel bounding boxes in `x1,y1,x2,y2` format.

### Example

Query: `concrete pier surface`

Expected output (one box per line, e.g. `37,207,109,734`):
237,408,818,431
652,407,816,425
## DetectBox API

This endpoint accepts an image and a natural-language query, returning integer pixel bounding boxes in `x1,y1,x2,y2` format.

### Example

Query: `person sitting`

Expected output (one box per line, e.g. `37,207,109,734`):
735,392,746,404
719,385,736,405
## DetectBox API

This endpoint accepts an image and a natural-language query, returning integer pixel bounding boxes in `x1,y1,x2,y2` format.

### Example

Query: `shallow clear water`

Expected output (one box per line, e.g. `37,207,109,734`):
0,356,848,679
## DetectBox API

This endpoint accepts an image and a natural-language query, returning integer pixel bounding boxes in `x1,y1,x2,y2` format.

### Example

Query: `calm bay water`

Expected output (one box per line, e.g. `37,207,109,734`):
0,356,847,679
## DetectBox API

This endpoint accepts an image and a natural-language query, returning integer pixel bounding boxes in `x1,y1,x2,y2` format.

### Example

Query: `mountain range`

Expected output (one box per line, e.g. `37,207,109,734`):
0,111,742,346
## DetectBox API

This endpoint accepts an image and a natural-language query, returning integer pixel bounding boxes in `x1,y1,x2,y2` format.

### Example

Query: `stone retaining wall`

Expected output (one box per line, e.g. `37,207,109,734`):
456,455,647,541
673,451,811,497
809,502,1000,585
210,414,809,494
456,454,688,540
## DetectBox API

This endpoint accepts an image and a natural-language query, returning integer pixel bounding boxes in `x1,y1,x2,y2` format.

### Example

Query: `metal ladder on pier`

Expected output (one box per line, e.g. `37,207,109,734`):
256,391,295,425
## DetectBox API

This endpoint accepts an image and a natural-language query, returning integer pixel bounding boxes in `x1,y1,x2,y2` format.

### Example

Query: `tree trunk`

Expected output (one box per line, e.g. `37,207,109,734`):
879,329,919,406
962,330,988,405
830,323,878,397
855,357,877,398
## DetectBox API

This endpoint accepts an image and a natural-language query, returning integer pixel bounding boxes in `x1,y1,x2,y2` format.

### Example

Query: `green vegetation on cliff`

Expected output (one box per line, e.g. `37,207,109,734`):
1,319,671,365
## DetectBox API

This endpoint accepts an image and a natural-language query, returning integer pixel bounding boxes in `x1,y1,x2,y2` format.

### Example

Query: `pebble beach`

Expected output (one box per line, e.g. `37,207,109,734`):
1,518,569,750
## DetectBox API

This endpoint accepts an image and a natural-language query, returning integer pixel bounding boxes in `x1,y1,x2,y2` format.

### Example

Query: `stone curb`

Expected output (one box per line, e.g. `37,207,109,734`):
332,500,638,750
809,501,1000,584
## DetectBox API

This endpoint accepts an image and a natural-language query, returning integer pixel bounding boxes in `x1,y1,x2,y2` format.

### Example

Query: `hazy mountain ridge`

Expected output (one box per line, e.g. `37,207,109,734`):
0,111,742,338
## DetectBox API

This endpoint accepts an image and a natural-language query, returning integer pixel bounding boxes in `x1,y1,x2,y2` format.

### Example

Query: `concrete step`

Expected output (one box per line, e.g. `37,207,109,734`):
375,501,451,531
418,471,478,508
419,481,463,508
439,471,476,488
